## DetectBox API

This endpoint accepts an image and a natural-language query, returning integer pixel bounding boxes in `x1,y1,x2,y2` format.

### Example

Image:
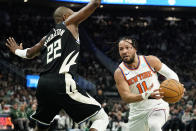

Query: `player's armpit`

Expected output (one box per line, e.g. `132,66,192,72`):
114,68,143,103
65,0,101,25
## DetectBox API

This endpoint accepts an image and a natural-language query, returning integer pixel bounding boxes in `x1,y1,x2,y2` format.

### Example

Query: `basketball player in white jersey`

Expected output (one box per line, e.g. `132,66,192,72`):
114,36,180,131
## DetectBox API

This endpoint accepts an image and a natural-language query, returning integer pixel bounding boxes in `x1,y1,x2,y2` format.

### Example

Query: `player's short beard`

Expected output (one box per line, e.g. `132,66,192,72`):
123,53,135,64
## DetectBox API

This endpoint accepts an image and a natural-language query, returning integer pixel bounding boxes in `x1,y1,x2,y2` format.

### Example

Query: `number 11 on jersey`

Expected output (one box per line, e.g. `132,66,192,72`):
136,81,148,93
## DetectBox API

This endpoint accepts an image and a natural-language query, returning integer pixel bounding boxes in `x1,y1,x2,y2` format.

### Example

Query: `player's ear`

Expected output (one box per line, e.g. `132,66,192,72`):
63,13,71,21
63,15,67,21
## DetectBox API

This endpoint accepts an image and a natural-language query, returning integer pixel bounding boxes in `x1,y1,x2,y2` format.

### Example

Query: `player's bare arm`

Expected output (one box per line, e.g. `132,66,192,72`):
146,55,179,81
114,68,163,103
114,68,142,103
6,36,46,59
65,0,101,26
26,36,46,58
146,55,185,95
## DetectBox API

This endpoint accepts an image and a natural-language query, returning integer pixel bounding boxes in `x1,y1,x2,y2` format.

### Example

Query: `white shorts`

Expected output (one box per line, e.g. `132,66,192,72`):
125,101,169,131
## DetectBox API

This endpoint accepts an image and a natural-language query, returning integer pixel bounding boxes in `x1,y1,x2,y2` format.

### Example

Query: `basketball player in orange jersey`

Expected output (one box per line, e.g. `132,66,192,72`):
6,0,109,131
114,36,180,131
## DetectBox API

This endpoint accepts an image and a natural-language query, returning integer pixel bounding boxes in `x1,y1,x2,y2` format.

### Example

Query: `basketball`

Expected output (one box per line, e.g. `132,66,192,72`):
159,79,184,103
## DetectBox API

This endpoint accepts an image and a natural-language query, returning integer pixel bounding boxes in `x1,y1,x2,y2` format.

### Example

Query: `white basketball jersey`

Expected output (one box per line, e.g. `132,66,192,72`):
119,55,165,111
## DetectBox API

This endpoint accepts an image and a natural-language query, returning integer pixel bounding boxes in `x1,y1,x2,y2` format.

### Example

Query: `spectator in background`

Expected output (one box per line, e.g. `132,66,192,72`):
96,88,105,104
17,103,29,131
182,104,192,131
10,103,20,130
190,108,196,130
26,104,37,130
170,106,185,131
54,110,68,130
0,99,4,113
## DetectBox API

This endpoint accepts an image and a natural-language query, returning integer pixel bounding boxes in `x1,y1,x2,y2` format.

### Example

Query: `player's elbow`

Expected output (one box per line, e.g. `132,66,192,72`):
121,96,130,104
26,51,33,58
26,50,36,59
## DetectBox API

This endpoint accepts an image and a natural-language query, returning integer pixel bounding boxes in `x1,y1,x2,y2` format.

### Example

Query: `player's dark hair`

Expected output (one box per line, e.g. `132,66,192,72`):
118,36,138,50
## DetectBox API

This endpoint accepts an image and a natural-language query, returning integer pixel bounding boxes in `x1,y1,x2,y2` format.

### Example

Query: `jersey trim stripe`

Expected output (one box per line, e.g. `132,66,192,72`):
118,67,127,81
123,56,140,70
77,110,99,124
143,56,156,73
30,112,51,126
149,108,166,117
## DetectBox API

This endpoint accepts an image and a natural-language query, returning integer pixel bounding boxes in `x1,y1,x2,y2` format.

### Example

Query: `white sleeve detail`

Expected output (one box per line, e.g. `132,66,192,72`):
15,48,29,59
158,63,179,81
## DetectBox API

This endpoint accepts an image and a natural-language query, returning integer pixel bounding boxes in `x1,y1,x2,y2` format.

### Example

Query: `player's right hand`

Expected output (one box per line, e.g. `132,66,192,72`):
147,84,164,99
150,89,164,99
5,37,23,54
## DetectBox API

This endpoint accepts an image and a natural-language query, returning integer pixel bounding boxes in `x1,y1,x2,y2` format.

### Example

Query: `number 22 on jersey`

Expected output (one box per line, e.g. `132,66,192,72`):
47,39,61,64
136,81,148,93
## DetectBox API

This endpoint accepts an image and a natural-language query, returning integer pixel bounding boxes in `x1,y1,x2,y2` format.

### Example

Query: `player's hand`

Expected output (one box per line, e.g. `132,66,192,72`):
5,37,23,54
148,84,164,99
151,89,164,99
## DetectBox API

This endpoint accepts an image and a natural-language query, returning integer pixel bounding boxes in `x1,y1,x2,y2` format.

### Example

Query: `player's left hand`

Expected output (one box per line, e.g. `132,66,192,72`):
151,88,164,99
145,84,164,100
5,37,23,54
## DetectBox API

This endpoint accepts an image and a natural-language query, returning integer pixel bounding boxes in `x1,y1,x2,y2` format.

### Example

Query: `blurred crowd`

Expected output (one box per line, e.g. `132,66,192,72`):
83,13,196,83
0,4,196,131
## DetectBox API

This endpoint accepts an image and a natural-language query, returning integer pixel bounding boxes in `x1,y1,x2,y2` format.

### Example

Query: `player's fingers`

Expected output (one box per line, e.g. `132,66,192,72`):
159,92,164,96
19,43,23,48
5,43,11,48
12,37,17,44
153,92,160,96
155,95,164,100
7,38,11,44
8,37,12,41
8,37,13,45
6,38,10,43
154,91,163,97
10,37,16,45
153,88,160,92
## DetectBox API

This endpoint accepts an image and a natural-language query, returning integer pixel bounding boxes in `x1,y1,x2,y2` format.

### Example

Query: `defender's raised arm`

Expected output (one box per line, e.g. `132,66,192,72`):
53,0,101,26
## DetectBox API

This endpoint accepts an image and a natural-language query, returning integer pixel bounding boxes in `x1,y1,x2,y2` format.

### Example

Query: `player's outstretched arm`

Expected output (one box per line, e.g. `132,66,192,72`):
65,0,101,26
6,36,46,59
146,55,185,96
